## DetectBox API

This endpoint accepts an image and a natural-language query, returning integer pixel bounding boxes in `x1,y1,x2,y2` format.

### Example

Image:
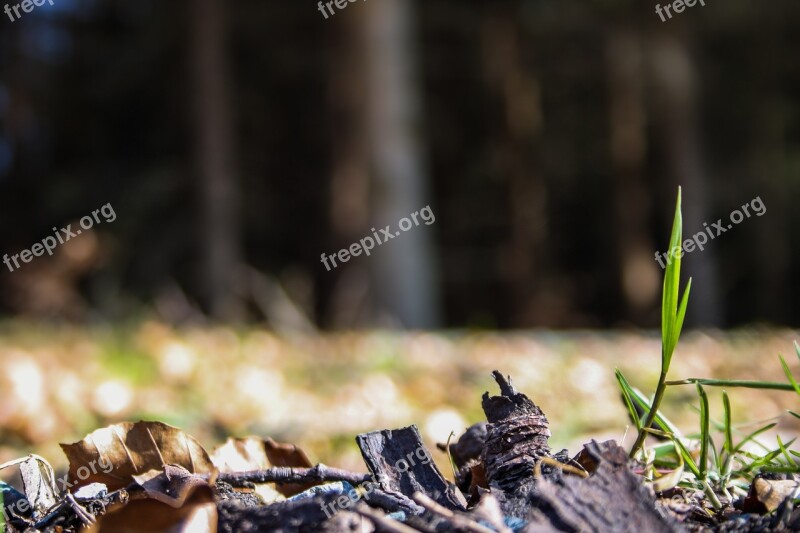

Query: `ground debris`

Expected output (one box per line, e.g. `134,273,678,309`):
481,371,551,495
357,425,466,512
526,440,684,533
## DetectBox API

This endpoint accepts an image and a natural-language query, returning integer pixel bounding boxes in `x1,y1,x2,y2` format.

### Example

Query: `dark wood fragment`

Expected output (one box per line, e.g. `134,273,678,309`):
526,440,683,533
357,425,466,512
216,493,340,533
481,371,551,494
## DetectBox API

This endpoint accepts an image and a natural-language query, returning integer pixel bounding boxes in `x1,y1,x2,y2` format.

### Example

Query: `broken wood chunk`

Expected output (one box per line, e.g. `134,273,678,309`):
481,371,551,493
526,440,683,533
356,425,466,512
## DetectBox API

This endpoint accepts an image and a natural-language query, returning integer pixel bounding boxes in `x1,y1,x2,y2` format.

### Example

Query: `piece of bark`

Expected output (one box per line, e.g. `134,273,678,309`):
526,440,683,533
357,425,466,512
216,493,339,533
481,371,551,493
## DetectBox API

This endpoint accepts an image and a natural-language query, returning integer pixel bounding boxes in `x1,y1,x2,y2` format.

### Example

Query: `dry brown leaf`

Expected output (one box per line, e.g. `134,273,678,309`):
61,421,216,491
132,464,211,508
210,437,271,473
746,478,800,512
82,479,217,533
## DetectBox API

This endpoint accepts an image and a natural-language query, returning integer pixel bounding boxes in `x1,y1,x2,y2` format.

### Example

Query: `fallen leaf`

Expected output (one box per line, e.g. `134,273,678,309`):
744,478,800,513
84,482,217,533
60,421,216,491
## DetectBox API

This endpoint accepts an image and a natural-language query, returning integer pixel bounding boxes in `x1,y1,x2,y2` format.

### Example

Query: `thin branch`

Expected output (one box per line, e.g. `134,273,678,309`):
214,464,372,487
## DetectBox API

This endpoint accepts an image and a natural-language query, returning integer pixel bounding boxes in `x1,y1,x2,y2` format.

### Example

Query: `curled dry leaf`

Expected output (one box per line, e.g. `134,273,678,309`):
84,480,217,533
60,421,217,492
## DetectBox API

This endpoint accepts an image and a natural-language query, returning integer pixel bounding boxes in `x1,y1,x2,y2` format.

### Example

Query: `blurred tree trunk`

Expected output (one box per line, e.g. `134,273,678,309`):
480,8,549,327
650,34,722,327
190,0,243,321
606,29,660,323
362,0,441,328
750,28,789,323
324,8,373,328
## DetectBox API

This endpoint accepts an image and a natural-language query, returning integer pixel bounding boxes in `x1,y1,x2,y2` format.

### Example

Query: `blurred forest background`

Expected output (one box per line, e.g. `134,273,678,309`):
1,0,798,331
1,0,800,469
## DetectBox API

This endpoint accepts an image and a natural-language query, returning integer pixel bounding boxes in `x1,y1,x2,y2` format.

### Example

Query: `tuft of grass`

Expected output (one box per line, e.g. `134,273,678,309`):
616,188,800,504
628,187,692,459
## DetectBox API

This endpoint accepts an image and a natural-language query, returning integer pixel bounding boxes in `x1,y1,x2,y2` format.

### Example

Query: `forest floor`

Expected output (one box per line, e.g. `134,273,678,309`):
1,324,799,531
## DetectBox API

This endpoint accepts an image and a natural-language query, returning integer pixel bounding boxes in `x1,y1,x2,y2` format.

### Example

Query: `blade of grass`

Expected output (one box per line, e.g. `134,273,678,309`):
628,386,681,435
776,435,797,467
630,187,690,459
696,383,710,479
721,390,733,478
779,355,800,396
444,431,458,480
616,369,642,430
722,391,733,456
733,422,777,454
666,378,794,391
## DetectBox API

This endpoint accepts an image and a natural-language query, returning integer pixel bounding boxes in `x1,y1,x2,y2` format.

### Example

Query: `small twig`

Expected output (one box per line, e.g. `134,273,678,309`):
214,464,371,487
411,492,497,533
66,492,96,525
354,503,419,533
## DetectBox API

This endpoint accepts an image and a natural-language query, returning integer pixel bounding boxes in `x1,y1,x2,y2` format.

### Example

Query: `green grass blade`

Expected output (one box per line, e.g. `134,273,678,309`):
616,369,642,430
673,437,702,477
696,384,710,479
661,188,683,364
628,386,681,435
777,435,797,467
779,354,800,396
670,279,692,358
733,422,778,454
740,448,782,474
666,378,795,391
722,391,733,456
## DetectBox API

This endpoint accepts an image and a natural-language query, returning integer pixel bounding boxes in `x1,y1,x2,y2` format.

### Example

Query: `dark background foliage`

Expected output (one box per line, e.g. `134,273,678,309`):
0,0,798,329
